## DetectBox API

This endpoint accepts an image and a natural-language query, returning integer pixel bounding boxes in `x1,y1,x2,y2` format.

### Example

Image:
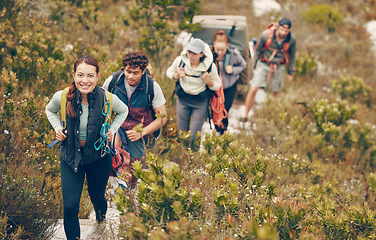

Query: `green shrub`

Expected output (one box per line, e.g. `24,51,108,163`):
369,172,376,193
302,4,344,32
311,98,356,136
332,75,372,107
294,52,317,78
114,156,203,226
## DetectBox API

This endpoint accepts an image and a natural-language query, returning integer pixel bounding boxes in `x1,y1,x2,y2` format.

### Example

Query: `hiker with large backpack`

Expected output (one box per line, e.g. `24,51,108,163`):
167,38,221,146
242,18,296,121
212,30,247,134
103,51,167,186
45,56,128,240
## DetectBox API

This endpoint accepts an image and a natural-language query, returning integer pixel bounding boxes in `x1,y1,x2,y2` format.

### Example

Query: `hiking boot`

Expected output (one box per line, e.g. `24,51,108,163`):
239,117,248,122
87,219,107,240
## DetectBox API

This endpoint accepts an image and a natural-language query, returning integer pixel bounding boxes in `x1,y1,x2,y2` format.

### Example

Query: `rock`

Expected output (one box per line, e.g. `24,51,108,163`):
253,0,281,17
366,21,376,52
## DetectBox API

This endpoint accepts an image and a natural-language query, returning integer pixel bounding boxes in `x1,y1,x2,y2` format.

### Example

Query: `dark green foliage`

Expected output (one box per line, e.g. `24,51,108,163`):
124,0,201,73
332,75,372,107
302,4,344,32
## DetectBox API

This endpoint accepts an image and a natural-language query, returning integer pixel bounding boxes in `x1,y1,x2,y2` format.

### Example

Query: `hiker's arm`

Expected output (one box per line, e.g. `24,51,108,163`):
172,67,185,80
287,38,296,75
203,64,221,91
166,57,181,80
110,95,129,134
102,75,113,90
126,104,167,142
254,32,267,67
230,49,247,75
45,91,64,132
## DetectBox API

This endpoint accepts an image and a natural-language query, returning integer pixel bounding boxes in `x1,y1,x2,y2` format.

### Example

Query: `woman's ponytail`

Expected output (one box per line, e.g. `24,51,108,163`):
66,81,77,118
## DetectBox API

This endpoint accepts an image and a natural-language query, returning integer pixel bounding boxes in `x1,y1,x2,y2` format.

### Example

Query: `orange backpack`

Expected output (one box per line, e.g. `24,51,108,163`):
260,24,291,65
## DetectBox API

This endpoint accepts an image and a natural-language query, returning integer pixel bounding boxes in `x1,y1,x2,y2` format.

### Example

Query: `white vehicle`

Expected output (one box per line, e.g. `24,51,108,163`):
190,15,252,85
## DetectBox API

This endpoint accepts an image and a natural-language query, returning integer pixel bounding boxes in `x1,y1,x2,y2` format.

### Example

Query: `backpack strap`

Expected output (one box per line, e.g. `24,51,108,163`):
60,87,70,130
108,70,124,93
263,28,275,51
103,89,113,124
177,59,213,78
145,74,159,149
261,28,291,65
145,74,154,109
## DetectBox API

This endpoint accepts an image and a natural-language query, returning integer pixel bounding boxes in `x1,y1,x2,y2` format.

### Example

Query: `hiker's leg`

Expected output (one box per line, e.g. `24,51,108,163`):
85,154,112,222
60,160,85,240
221,82,238,131
176,97,192,132
244,86,260,118
244,62,268,118
270,65,285,94
125,137,144,159
224,81,238,113
189,96,210,144
121,137,144,188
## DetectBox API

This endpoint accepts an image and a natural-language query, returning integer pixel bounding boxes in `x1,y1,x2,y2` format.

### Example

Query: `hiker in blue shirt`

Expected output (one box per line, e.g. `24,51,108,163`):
45,56,128,240
103,51,167,186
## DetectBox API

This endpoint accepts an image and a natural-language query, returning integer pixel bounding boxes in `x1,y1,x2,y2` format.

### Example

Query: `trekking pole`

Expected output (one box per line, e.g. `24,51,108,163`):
48,129,67,148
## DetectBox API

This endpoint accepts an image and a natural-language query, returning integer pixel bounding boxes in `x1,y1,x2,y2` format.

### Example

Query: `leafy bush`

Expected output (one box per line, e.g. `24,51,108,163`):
294,52,317,79
302,4,344,32
114,155,203,225
332,75,372,107
311,98,355,136
124,0,201,73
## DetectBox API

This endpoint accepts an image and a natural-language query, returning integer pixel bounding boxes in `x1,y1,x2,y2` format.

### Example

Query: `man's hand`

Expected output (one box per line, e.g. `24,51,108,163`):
286,74,293,84
126,129,142,142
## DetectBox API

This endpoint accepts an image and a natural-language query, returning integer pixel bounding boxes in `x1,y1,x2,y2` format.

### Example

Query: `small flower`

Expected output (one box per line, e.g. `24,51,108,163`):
4,130,9,134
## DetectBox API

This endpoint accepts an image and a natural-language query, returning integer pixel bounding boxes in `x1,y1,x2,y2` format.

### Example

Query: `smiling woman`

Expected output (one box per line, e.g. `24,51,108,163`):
73,63,99,97
45,55,129,240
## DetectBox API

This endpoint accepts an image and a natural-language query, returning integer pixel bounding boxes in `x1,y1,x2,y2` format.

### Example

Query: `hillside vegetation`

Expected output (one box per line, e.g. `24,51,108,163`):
1,0,376,239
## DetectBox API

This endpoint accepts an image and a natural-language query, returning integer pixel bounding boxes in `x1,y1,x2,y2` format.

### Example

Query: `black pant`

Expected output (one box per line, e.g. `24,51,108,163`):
215,82,238,134
60,153,112,240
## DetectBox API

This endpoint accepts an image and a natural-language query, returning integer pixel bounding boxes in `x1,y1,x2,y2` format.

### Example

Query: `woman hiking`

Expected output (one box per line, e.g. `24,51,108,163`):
45,55,128,240
166,38,221,146
212,30,246,134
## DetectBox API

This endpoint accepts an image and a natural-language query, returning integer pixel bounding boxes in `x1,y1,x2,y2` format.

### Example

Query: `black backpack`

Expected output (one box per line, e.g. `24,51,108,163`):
109,68,159,148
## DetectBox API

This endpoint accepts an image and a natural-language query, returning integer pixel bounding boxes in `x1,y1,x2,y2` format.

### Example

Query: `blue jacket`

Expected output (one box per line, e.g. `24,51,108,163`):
112,71,154,134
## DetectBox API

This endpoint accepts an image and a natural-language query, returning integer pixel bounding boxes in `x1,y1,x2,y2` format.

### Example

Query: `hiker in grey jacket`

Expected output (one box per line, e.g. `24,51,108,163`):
212,30,247,134
242,18,296,121
167,38,221,146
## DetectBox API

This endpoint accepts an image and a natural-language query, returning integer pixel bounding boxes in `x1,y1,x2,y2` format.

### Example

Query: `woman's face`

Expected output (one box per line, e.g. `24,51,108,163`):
187,50,204,65
73,62,99,95
213,41,228,60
